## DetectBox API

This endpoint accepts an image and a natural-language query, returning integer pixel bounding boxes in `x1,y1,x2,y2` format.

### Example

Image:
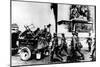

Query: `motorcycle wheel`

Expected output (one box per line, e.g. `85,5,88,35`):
19,46,32,61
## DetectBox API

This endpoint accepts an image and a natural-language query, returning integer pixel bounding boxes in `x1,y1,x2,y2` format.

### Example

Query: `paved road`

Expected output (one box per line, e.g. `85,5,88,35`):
11,48,95,66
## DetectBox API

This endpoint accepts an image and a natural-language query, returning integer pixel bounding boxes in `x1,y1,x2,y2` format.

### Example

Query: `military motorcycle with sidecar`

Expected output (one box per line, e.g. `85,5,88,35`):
18,25,52,61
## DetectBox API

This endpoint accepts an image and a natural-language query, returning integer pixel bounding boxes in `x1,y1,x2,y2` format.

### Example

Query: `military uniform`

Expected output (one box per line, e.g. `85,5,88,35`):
71,31,84,60
60,34,68,55
50,33,63,62
87,37,92,52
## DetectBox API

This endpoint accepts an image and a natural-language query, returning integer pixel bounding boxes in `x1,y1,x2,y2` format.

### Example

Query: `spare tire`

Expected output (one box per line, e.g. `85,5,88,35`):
19,46,32,61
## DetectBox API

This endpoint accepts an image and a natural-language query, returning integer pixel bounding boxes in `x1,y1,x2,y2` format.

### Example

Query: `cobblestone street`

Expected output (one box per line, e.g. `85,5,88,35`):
11,48,95,66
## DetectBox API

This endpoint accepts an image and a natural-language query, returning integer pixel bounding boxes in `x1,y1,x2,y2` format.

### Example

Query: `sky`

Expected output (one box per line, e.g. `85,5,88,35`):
12,1,55,32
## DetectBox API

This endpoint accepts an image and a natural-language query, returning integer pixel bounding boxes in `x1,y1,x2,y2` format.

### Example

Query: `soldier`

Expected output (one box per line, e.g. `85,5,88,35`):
50,33,63,62
12,24,21,55
60,34,68,56
75,31,84,60
87,32,92,52
70,31,78,61
71,31,84,61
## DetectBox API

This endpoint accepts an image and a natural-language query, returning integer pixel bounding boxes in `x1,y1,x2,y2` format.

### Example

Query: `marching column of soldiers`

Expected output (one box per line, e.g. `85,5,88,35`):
50,31,84,62
50,30,95,62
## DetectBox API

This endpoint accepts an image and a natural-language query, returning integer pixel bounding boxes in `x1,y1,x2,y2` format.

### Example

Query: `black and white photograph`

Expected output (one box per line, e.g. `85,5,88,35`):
11,0,96,66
